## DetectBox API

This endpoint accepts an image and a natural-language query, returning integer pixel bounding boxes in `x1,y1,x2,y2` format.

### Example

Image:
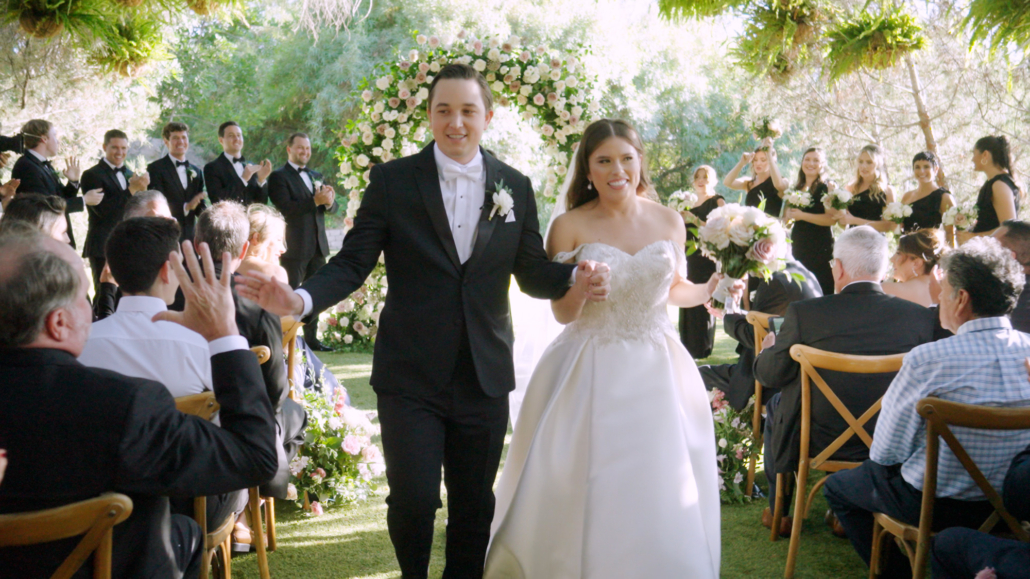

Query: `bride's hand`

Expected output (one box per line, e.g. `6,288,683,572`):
706,273,747,302
576,260,611,302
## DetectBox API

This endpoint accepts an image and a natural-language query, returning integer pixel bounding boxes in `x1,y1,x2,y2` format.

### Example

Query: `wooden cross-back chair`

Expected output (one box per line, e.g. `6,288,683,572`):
869,398,1030,579
745,311,775,499
774,345,907,579
281,317,304,403
0,493,133,579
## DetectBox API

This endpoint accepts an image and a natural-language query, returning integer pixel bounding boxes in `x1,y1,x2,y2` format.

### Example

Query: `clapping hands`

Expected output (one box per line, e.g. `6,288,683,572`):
315,186,335,208
243,159,274,183
128,172,150,193
574,260,611,302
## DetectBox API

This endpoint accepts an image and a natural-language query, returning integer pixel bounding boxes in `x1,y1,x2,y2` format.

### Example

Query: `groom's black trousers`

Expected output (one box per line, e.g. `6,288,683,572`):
377,331,509,579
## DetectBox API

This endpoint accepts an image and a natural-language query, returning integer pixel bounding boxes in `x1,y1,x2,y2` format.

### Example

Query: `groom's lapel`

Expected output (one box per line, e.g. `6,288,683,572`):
414,144,462,273
467,150,502,269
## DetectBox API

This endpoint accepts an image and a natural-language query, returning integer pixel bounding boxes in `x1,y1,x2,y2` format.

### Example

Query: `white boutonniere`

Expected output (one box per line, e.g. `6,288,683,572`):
187,167,197,181
489,180,514,220
314,180,324,191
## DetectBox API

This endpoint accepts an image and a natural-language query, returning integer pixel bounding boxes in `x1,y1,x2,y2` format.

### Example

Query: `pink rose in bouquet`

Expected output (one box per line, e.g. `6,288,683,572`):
746,238,776,264
342,434,363,455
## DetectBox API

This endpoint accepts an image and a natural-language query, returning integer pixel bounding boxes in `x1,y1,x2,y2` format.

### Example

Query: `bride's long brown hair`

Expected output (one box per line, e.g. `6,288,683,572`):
566,119,654,211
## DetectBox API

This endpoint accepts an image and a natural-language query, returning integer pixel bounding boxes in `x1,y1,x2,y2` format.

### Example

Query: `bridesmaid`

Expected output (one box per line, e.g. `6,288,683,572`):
958,135,1021,244
836,144,896,233
723,137,790,218
680,165,725,359
901,151,955,245
784,147,836,296
882,229,946,307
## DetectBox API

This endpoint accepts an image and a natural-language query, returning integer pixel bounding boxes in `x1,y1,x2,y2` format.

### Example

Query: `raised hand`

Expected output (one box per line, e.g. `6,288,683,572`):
236,270,306,317
257,159,273,182
83,188,104,206
242,163,261,181
152,241,239,341
0,151,10,169
64,156,81,182
1,179,19,209
128,172,150,193
100,262,117,286
740,152,754,166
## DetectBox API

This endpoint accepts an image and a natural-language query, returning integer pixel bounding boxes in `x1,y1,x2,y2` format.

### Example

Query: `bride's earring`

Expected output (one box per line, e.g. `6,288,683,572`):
587,181,593,190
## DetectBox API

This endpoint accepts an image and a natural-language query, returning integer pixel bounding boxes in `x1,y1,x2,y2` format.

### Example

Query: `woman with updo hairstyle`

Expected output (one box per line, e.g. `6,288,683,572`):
722,137,790,219
901,151,955,244
882,228,947,307
236,204,289,284
837,144,896,233
679,164,726,358
959,135,1022,244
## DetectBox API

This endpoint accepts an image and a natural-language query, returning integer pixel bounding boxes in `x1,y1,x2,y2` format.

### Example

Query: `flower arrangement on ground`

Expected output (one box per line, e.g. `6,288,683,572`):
710,388,757,504
783,189,812,209
318,262,387,352
881,201,913,225
694,203,788,311
289,389,385,513
822,188,853,211
942,201,977,231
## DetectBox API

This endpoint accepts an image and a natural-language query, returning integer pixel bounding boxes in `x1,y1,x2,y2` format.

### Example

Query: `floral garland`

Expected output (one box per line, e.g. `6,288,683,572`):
710,388,759,503
317,262,386,351
334,30,599,229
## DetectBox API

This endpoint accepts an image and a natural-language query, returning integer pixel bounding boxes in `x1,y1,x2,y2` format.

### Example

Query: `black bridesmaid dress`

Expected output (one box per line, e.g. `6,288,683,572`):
680,194,724,359
790,182,835,296
744,177,783,218
972,174,1021,233
903,188,947,232
849,188,887,223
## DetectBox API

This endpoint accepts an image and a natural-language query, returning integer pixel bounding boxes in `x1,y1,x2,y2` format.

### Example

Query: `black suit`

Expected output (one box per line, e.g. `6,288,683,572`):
700,259,823,411
0,347,278,579
755,282,937,500
11,151,83,248
203,154,268,206
147,155,206,241
0,133,23,153
1009,273,1030,333
80,160,134,292
299,144,574,577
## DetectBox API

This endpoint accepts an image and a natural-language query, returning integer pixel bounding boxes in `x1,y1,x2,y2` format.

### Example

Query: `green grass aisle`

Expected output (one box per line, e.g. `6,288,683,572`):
229,332,866,578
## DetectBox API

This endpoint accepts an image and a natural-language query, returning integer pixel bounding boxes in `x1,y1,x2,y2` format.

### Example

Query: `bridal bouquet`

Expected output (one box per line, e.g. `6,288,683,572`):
666,189,698,213
695,203,787,311
289,389,385,512
782,190,812,210
881,201,913,225
942,202,977,231
822,188,853,211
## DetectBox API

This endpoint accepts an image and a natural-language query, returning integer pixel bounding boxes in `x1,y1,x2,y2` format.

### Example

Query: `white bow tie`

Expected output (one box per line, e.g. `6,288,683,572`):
441,160,483,183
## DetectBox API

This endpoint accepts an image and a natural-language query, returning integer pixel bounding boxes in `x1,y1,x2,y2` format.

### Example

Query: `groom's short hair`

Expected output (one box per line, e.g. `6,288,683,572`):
428,63,493,112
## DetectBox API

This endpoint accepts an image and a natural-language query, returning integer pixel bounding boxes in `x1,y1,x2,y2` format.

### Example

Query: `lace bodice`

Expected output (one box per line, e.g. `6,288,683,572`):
552,240,684,348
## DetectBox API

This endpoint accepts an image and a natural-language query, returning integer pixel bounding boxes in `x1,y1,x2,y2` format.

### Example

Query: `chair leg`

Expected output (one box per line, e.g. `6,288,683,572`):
784,468,808,578
222,535,232,579
265,497,277,552
869,519,884,579
199,547,211,579
803,475,829,521
747,401,763,499
771,472,786,542
250,488,271,579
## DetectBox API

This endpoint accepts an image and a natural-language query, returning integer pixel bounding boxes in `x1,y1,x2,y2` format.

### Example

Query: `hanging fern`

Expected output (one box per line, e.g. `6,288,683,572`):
4,0,111,39
963,0,1030,54
89,13,167,76
823,2,927,81
658,0,750,20
731,0,828,82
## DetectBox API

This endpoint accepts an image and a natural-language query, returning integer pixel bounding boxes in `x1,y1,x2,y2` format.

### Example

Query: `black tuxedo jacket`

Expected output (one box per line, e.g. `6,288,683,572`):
0,133,23,153
268,163,337,261
0,347,278,579
755,282,938,473
204,154,268,206
80,160,134,259
302,143,575,397
721,259,823,411
147,155,206,241
11,151,83,248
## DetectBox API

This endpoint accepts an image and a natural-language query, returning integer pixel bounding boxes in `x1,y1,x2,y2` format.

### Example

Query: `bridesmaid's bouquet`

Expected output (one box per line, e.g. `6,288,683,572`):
822,188,853,211
942,202,977,231
881,201,913,225
783,190,812,210
667,189,698,213
695,203,788,312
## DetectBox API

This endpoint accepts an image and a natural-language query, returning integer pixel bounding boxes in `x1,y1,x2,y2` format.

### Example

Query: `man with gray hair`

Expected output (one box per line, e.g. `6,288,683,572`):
124,189,173,220
825,237,1030,578
754,226,939,536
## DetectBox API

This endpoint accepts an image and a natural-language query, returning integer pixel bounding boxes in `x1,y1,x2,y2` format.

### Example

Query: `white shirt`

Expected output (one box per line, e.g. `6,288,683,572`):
78,296,213,398
102,157,128,190
434,143,485,264
225,151,254,186
289,161,314,192
168,153,189,190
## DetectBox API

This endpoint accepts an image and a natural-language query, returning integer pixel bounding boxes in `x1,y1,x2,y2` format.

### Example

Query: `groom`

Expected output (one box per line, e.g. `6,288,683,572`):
239,63,610,578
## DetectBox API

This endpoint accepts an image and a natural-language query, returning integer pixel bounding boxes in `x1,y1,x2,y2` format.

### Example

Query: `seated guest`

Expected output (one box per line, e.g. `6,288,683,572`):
994,219,1030,333
931,444,1030,578
882,228,947,307
237,204,289,284
0,192,69,243
0,230,277,578
755,226,937,535
124,189,174,220
824,237,1030,578
191,201,308,549
700,254,822,411
203,121,272,205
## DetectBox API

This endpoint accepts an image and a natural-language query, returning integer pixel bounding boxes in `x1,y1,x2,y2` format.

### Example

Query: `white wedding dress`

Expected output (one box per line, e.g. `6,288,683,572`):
485,240,721,579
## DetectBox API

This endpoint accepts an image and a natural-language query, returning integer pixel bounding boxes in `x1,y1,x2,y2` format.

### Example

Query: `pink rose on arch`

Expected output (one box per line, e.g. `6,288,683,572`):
361,444,382,462
428,36,440,48
399,61,412,71
376,124,388,135
342,435,363,455
746,238,777,264
503,73,515,83
533,94,545,106
388,97,400,108
418,62,430,73
535,46,546,55
310,501,324,516
519,51,530,62
406,97,418,109
398,88,411,99
509,81,521,92
473,40,484,54
457,30,467,39
415,72,427,84
547,92,557,103
550,58,561,69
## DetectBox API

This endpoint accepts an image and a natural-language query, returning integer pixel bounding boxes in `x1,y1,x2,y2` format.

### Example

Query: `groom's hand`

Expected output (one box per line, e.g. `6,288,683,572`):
577,260,610,302
236,271,306,317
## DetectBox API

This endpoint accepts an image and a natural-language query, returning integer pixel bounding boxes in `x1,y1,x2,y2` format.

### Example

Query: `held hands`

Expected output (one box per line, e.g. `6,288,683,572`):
574,260,611,302
314,186,335,207
63,156,81,182
83,188,104,206
152,241,240,342
236,270,306,317
128,172,150,193
186,191,208,211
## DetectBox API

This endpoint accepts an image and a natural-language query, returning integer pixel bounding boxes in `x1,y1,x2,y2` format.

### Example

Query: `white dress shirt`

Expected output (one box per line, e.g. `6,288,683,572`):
78,296,213,398
169,153,189,189
102,157,128,190
434,143,485,264
289,161,314,192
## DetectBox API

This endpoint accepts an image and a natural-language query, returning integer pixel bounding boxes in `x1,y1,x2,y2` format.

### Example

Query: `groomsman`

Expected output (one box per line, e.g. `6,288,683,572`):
147,122,207,241
204,121,272,205
268,132,338,350
11,119,102,249
80,129,150,294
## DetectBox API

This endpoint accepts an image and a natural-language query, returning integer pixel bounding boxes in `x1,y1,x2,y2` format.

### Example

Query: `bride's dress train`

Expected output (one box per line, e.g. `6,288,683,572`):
486,240,720,579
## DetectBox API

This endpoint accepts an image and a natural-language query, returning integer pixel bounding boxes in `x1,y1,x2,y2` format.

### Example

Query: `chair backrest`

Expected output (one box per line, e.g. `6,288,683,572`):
251,345,271,365
0,493,133,579
175,392,220,421
917,398,1030,541
789,344,907,470
281,316,305,402
746,311,775,357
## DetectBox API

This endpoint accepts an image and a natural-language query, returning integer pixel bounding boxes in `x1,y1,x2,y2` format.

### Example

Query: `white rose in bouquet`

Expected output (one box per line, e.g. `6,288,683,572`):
783,190,812,209
942,202,977,231
881,201,913,224
822,189,853,211
666,190,697,213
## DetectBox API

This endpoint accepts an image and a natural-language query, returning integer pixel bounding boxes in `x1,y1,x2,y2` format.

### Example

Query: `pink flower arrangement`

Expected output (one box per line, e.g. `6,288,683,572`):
310,501,324,516
342,434,363,455
710,388,729,412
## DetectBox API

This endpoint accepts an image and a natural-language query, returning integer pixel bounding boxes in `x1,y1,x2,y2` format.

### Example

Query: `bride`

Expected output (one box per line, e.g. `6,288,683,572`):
485,119,729,578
